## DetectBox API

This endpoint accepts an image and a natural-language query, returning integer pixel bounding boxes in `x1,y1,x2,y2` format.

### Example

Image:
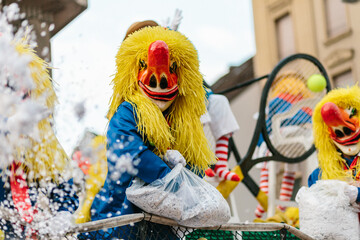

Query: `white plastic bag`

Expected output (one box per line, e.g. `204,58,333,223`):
296,180,360,240
126,163,231,227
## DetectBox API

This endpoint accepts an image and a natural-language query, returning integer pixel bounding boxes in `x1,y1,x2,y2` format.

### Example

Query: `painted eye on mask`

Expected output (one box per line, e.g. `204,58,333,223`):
350,107,357,119
139,59,147,71
169,61,177,74
344,107,358,119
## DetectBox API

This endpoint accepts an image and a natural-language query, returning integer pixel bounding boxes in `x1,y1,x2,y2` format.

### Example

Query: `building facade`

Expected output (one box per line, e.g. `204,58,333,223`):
253,0,360,88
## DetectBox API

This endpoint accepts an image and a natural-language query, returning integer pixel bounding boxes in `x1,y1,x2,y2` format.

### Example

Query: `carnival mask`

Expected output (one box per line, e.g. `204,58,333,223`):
321,102,360,156
138,40,178,112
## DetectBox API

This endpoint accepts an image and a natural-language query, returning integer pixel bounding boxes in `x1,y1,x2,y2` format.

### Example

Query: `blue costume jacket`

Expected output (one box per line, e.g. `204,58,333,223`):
88,101,177,239
308,155,360,203
91,101,172,220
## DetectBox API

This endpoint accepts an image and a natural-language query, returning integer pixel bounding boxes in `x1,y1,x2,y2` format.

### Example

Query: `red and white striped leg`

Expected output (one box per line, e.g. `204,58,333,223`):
214,134,240,182
255,163,269,218
277,171,295,211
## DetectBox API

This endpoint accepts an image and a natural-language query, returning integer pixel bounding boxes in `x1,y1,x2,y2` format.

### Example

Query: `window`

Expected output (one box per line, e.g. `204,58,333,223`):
324,0,348,38
276,13,296,60
333,70,353,88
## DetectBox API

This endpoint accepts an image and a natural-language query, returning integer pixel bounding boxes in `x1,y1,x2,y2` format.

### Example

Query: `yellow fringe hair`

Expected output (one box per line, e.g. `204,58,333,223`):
108,26,214,174
313,85,360,181
15,42,69,182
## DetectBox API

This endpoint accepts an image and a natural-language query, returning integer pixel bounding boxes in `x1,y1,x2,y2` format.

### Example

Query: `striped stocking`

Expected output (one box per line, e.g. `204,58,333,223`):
214,134,240,181
277,171,295,211
254,162,268,218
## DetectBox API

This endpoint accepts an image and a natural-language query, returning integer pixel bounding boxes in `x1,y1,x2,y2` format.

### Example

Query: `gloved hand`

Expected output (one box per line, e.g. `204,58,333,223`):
164,150,186,169
344,184,358,203
37,211,74,239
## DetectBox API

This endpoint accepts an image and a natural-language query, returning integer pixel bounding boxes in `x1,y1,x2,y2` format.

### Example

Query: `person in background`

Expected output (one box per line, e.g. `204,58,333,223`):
0,41,78,239
202,84,240,182
86,21,213,240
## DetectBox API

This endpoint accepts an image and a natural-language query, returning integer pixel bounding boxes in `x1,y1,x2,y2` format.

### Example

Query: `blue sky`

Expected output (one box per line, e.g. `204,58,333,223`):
51,0,256,153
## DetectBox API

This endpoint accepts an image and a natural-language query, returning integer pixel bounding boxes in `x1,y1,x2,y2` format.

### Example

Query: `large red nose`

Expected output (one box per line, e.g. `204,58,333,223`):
148,40,169,67
321,102,356,131
139,40,177,90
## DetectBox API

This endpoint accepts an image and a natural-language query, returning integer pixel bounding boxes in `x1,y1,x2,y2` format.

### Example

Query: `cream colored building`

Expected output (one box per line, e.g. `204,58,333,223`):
221,0,360,221
253,0,360,87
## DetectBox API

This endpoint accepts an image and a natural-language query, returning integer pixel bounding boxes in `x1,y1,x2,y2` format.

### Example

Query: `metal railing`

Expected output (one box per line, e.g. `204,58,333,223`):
66,213,314,240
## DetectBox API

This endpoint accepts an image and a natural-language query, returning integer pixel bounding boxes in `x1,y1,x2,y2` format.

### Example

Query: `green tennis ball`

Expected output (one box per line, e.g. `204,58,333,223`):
307,74,327,92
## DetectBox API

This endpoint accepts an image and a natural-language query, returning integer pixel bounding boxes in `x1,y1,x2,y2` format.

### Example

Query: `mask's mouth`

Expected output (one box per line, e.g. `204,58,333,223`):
332,129,360,146
138,80,178,101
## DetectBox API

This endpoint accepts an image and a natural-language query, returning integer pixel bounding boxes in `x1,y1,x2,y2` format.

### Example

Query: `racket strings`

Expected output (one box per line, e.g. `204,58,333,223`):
264,59,327,158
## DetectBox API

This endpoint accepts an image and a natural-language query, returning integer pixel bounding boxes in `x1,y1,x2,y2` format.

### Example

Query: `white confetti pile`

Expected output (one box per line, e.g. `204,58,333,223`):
126,163,231,227
296,180,360,240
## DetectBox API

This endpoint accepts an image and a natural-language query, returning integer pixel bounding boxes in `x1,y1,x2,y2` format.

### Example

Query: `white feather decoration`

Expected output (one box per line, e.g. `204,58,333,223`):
161,9,183,31
170,9,182,31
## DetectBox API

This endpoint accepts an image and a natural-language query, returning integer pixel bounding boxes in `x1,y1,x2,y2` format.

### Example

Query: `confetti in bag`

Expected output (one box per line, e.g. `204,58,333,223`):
296,180,360,240
126,163,231,227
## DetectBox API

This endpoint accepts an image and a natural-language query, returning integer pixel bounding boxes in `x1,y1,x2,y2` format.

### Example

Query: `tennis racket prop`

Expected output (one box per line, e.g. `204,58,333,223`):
216,53,331,211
